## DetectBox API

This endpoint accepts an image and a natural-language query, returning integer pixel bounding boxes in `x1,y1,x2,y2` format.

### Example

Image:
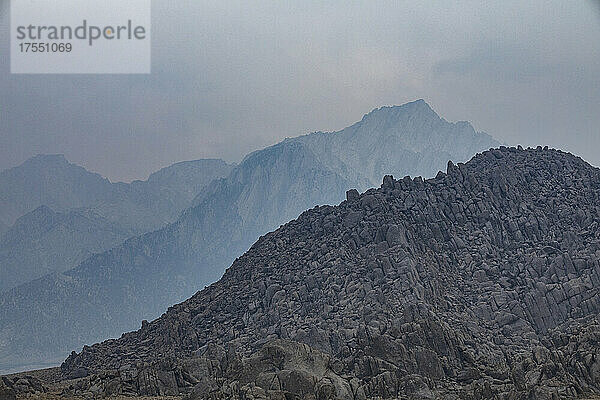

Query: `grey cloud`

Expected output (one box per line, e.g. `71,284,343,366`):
0,0,599,180
432,42,563,83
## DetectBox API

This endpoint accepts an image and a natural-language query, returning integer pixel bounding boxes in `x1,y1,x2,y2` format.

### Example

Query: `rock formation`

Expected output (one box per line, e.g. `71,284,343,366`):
60,147,600,399
0,100,499,372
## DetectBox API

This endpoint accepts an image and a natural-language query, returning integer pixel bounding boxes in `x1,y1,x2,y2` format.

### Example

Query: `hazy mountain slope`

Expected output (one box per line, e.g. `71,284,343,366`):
0,158,232,292
292,99,499,187
106,159,235,232
0,221,8,237
0,154,113,231
0,101,499,372
0,141,352,373
62,147,600,400
0,154,233,232
0,206,133,293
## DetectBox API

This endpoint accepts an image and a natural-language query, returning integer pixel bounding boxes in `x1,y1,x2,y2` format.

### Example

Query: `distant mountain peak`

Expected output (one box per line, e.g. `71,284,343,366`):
361,99,439,122
4,154,92,181
31,153,67,160
3,205,57,238
395,98,434,112
290,100,500,188
27,204,56,216
22,153,69,166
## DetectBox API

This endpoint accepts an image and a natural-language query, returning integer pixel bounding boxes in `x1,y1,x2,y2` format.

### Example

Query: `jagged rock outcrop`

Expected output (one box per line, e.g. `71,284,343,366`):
0,100,499,373
0,374,46,398
60,147,600,399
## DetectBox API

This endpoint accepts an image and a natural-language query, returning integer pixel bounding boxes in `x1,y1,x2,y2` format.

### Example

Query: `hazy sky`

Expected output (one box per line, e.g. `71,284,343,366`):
1,1,599,181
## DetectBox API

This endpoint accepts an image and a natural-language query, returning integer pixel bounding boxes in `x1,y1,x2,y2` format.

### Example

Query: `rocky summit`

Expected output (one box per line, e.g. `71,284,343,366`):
60,147,600,399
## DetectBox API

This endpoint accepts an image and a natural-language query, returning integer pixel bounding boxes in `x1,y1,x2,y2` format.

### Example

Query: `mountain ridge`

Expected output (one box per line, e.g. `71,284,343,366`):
289,99,499,188
0,157,233,292
0,100,501,373
60,146,600,399
0,154,113,233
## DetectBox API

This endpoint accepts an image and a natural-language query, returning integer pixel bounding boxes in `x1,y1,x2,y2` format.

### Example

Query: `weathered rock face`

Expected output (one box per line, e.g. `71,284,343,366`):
1,101,498,373
0,374,46,398
62,147,600,399
0,379,16,400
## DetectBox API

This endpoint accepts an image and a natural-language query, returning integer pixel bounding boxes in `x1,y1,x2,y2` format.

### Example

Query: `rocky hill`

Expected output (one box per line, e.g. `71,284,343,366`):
0,157,233,292
0,101,499,373
61,147,600,399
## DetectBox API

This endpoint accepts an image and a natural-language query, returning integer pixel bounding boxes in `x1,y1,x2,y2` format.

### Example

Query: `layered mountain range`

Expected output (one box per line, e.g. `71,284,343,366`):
59,147,600,400
0,156,233,292
0,100,500,373
0,154,114,234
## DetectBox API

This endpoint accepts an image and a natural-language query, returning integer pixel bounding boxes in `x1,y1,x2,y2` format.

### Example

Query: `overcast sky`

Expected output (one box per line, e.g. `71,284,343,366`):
0,1,599,181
